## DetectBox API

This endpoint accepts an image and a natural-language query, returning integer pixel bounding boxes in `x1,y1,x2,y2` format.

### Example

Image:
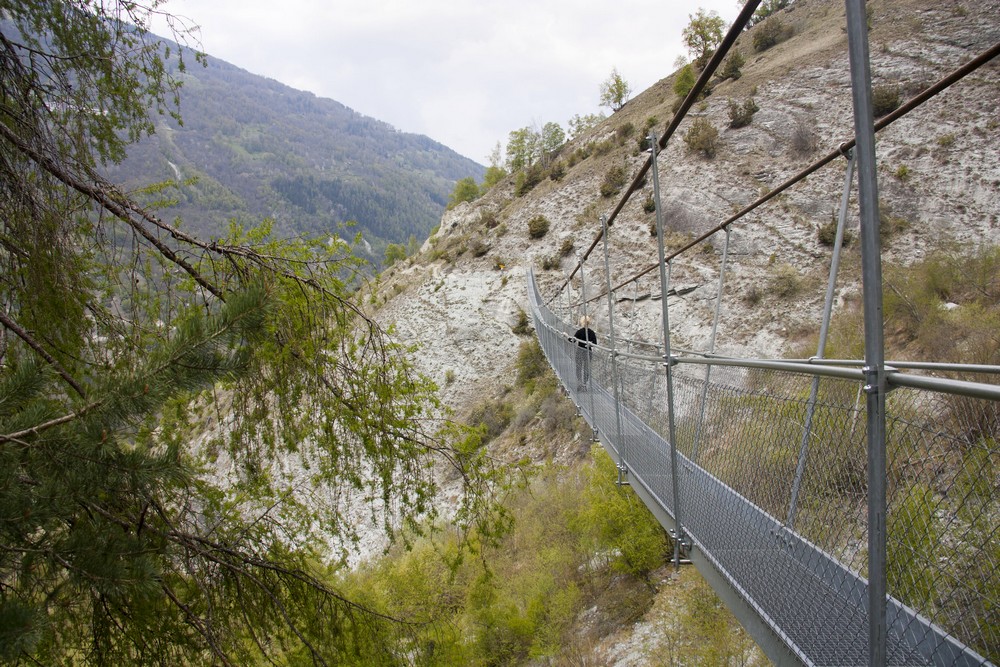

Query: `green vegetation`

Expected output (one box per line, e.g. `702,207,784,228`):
512,308,532,336
448,175,481,208
721,49,746,80
528,214,552,239
683,9,726,68
728,97,761,128
340,447,674,665
768,263,805,298
515,162,546,197
752,17,790,51
384,241,408,266
0,4,507,663
683,117,721,158
600,164,629,198
746,0,793,29
816,212,854,247
674,64,697,101
568,112,606,140
872,84,902,117
882,244,1000,363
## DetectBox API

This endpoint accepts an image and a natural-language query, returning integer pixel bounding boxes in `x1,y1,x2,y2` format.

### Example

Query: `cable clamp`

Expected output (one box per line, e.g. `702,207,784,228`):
862,365,899,395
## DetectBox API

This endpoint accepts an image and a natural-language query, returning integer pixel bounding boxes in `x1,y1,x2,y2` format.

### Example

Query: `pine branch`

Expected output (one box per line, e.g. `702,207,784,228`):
0,309,85,398
0,118,223,301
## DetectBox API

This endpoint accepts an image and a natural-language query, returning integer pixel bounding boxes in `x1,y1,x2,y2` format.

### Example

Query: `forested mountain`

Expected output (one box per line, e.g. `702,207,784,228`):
106,50,484,261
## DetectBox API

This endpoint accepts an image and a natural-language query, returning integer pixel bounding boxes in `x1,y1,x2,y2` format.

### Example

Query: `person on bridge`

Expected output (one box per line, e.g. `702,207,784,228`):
573,315,597,391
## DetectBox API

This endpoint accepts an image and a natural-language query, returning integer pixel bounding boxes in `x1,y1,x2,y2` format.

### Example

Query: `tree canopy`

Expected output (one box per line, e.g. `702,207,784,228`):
682,9,727,68
0,2,507,663
599,67,632,112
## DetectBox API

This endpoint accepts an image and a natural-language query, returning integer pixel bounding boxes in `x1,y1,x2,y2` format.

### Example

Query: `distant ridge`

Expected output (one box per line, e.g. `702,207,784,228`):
108,48,485,262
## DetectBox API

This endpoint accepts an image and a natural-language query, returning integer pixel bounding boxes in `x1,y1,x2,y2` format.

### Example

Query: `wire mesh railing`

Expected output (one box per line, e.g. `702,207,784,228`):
529,272,998,666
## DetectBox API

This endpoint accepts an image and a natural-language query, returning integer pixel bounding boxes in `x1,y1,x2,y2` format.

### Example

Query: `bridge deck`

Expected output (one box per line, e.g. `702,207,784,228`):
530,272,986,667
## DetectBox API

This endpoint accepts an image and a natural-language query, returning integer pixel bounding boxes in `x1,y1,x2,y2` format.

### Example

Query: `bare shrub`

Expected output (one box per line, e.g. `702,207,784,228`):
769,263,803,298
791,118,818,155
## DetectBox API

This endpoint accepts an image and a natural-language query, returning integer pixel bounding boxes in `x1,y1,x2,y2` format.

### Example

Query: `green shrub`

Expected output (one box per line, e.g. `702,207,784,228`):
447,176,480,209
727,97,760,128
512,307,532,335
879,209,910,241
872,84,901,118
548,161,566,181
643,194,656,213
528,215,551,239
559,238,575,256
683,117,720,158
753,17,788,51
817,213,854,247
887,484,939,609
516,339,547,388
599,164,628,197
515,163,545,197
574,448,670,577
721,50,745,80
540,255,560,271
468,396,514,444
481,209,499,229
937,133,956,148
673,64,696,99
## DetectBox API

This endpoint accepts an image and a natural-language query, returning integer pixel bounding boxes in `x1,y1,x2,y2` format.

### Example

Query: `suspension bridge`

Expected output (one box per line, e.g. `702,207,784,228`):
527,2,998,665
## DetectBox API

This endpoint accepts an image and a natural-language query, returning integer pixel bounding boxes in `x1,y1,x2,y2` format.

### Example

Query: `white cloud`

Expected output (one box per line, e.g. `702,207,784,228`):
159,0,740,163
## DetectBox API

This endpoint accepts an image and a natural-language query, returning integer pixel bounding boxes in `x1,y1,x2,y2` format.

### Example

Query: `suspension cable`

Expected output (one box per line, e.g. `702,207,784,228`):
550,0,763,304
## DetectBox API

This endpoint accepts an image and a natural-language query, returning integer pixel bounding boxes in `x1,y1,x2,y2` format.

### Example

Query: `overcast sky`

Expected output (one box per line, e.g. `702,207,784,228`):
158,1,742,164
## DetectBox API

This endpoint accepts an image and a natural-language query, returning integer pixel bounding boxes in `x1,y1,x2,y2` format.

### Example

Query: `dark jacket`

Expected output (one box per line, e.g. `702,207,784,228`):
573,327,597,350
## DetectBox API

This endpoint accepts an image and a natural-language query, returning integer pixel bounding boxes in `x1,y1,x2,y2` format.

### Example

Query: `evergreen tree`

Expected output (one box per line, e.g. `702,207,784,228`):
0,2,508,663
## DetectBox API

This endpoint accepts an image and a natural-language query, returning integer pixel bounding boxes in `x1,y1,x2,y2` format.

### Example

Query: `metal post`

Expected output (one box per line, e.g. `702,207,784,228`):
578,253,598,441
649,132,686,569
691,227,731,462
844,2,888,664
788,150,856,527
601,215,628,483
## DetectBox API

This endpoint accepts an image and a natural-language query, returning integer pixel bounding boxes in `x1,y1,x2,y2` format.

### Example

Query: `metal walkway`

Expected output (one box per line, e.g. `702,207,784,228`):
529,271,994,667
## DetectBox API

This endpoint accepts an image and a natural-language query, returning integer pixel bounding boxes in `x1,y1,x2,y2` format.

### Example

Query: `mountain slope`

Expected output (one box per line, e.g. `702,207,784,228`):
108,51,484,261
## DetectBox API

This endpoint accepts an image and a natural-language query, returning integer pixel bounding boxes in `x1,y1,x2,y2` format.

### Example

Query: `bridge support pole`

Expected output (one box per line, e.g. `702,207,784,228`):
788,149,856,528
577,252,599,441
601,215,628,483
691,227,731,462
845,1,889,664
649,132,686,568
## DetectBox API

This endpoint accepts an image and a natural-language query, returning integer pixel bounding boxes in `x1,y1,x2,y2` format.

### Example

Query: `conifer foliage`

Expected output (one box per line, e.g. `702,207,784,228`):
0,2,505,663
